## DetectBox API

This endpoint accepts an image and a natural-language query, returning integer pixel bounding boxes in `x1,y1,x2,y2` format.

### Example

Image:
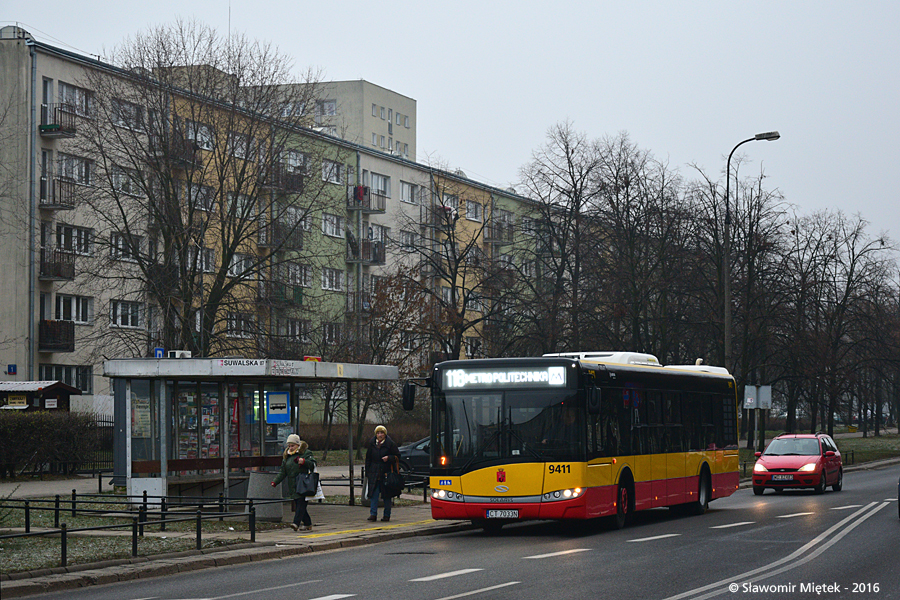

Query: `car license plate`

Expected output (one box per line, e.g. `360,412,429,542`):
772,474,793,481
486,509,518,519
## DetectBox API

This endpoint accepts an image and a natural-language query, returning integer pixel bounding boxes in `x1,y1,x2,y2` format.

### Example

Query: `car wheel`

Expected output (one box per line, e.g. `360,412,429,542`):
832,469,843,492
753,485,764,496
815,473,826,494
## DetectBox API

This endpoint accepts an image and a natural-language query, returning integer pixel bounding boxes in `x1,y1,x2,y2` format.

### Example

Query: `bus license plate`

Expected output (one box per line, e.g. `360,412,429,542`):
772,474,793,481
486,509,518,519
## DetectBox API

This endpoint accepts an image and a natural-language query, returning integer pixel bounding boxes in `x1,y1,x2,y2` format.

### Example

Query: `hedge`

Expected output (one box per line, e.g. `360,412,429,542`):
0,411,101,478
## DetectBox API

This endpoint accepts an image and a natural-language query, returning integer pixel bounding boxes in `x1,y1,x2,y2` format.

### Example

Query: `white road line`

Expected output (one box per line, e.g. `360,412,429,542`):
710,521,755,529
831,504,863,510
308,596,356,600
627,533,681,542
663,502,888,600
208,581,323,599
523,549,591,559
434,581,520,600
410,569,483,582
776,512,814,518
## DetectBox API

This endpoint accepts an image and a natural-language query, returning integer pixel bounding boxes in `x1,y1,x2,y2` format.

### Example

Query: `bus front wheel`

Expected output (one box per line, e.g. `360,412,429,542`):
609,482,631,530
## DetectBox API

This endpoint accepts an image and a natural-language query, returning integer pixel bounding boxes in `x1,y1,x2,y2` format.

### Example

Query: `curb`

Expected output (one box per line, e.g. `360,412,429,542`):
0,520,472,598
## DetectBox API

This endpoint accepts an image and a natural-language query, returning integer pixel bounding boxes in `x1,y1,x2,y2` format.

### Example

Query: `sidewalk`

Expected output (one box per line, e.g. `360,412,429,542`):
1,474,467,599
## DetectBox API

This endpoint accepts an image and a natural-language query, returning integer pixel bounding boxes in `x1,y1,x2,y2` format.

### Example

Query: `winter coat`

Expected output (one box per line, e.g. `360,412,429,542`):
272,449,316,500
365,435,400,495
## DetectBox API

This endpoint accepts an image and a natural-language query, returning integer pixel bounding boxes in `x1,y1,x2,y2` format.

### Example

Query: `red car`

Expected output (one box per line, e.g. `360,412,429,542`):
752,433,843,495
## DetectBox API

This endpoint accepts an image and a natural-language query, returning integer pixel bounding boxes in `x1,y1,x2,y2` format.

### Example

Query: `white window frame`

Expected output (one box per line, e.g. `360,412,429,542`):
228,252,254,278
371,172,390,197
189,182,216,211
322,213,344,238
58,153,91,185
321,159,343,184
56,294,93,324
110,299,142,328
58,82,93,117
226,312,255,338
110,232,142,262
185,120,214,151
111,98,144,130
56,224,92,255
465,200,483,222
321,267,344,291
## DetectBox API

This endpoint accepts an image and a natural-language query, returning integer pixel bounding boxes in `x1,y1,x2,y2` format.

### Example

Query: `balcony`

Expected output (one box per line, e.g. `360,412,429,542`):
39,247,75,281
483,221,515,245
150,135,200,170
258,281,303,305
260,164,304,194
258,222,303,251
39,104,77,138
347,186,386,213
346,291,373,314
346,239,385,264
39,176,77,210
39,320,75,353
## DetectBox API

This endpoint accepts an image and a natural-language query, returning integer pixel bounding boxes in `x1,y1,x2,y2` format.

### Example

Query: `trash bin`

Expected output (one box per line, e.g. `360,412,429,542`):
246,470,284,522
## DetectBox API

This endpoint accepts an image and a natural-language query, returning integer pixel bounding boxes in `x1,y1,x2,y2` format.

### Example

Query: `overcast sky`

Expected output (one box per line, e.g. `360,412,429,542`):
7,1,900,241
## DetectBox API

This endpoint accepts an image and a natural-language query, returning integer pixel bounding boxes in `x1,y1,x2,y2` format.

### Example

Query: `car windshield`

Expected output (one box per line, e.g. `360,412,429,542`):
764,438,821,456
434,388,584,472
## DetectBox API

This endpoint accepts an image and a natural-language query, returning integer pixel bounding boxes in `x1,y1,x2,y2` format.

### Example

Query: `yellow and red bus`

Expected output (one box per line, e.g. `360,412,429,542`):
402,352,739,531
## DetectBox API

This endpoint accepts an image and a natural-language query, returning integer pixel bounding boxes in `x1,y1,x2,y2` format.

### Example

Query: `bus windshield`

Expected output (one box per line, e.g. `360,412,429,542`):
434,388,584,471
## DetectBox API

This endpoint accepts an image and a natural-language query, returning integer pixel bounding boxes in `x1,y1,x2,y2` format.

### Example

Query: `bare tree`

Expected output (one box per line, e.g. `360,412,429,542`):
68,19,345,360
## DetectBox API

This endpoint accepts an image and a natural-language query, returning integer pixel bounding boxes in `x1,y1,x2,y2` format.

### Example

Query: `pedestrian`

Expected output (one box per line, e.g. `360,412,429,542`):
271,434,316,531
365,425,400,522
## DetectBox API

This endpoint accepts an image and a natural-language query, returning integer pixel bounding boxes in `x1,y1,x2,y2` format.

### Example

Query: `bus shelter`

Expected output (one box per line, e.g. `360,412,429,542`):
105,358,398,502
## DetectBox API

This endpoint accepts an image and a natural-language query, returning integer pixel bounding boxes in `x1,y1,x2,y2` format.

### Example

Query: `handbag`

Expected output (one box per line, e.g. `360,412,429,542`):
384,463,405,498
295,471,320,497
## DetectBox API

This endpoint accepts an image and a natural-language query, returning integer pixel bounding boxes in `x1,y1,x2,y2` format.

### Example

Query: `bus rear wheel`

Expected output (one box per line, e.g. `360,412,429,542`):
687,470,711,515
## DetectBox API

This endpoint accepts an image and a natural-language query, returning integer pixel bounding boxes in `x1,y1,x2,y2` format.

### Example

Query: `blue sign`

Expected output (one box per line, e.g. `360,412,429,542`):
266,391,290,424
153,347,165,358
7,364,16,375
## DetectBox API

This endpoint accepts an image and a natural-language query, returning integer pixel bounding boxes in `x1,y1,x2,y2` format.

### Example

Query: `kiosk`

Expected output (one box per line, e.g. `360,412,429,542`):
104,358,397,504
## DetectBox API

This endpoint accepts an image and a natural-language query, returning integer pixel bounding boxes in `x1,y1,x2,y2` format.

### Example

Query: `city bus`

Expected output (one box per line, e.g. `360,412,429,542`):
402,352,739,531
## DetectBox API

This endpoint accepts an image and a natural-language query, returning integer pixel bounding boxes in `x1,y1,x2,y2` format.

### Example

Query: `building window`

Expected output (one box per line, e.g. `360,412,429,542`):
404,115,409,128
371,172,390,197
110,300,142,328
56,294,93,324
442,194,459,211
321,159,343,184
372,132,377,145
58,153,92,185
521,217,536,236
189,183,216,211
466,201,483,222
56,224,92,255
380,107,385,120
321,267,343,291
111,98,144,130
228,132,260,161
372,103,378,117
190,246,216,273
110,233,142,262
228,253,254,278
39,364,93,394
322,213,344,238
226,312,255,338
58,82,93,117
185,120,214,151
380,135,385,148
324,322,342,345
399,230,419,249
400,181,419,205
112,166,141,196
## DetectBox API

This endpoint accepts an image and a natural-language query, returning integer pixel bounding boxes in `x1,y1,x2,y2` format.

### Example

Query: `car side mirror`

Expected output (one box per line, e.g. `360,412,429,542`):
754,452,762,458
825,450,835,457
422,444,430,453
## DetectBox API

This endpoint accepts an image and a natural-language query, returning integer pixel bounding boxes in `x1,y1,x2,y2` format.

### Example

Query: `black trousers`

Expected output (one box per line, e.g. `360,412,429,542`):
292,496,311,526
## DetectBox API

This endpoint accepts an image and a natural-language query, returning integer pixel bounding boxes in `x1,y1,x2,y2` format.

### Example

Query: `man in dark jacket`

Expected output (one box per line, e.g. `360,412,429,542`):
365,425,400,522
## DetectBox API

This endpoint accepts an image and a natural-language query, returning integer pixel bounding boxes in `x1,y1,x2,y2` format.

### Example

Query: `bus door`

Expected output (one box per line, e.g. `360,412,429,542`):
665,393,686,505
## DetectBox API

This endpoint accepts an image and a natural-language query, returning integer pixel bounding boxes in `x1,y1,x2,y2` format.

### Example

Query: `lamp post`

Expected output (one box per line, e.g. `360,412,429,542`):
723,131,780,369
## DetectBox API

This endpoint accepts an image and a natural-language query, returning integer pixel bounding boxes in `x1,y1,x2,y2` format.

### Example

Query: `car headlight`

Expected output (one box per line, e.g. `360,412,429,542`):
798,463,818,472
753,463,768,473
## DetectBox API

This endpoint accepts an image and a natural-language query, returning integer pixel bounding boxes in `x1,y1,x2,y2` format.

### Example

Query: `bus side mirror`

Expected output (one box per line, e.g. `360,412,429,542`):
402,381,416,411
587,388,601,415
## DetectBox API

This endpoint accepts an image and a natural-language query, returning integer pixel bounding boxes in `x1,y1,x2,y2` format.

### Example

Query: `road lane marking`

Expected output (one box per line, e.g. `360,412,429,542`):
627,533,681,542
663,502,888,600
710,521,755,528
831,504,863,510
523,549,591,559
776,512,814,518
207,581,324,599
308,596,356,600
434,582,520,600
410,569,483,582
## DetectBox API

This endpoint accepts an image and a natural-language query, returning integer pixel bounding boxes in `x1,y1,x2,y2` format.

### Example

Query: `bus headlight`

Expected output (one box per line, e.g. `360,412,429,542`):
432,489,464,502
543,488,583,502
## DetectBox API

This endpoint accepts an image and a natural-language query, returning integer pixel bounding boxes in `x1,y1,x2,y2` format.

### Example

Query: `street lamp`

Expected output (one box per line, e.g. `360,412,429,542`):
723,131,780,369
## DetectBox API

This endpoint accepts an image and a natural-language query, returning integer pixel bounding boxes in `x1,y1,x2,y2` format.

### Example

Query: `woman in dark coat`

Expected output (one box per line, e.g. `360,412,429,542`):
365,425,400,522
271,434,316,531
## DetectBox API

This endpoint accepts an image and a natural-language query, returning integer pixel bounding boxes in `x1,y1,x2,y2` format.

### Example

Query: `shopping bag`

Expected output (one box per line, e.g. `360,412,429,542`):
295,471,320,497
384,467,405,498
